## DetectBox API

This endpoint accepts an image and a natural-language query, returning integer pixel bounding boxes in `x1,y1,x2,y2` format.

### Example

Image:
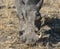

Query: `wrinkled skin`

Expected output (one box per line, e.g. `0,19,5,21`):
15,0,43,45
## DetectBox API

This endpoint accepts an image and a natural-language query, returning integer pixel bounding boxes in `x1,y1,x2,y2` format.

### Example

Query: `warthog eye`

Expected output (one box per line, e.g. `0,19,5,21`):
35,12,40,16
19,31,24,36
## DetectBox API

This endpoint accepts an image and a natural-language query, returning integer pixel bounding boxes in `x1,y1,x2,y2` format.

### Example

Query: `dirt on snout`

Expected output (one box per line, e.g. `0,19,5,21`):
0,0,60,49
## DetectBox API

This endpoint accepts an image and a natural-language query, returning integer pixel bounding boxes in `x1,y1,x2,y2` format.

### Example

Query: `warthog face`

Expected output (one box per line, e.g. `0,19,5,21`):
15,0,43,45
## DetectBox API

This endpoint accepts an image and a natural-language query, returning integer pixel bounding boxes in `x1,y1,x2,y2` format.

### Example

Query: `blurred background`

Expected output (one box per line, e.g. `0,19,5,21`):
0,0,60,49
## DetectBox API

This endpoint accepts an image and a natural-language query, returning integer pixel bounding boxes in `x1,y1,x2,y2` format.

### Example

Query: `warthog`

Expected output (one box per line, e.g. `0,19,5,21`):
15,0,43,45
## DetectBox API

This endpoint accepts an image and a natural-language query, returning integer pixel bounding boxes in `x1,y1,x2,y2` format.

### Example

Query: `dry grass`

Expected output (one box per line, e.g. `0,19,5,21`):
0,0,60,49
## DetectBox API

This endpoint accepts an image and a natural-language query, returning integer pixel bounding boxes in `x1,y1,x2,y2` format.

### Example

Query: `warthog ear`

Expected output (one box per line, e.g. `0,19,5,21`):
36,0,44,11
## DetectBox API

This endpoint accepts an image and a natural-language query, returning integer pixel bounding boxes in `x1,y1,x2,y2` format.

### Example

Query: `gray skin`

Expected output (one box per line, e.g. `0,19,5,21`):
15,0,43,45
